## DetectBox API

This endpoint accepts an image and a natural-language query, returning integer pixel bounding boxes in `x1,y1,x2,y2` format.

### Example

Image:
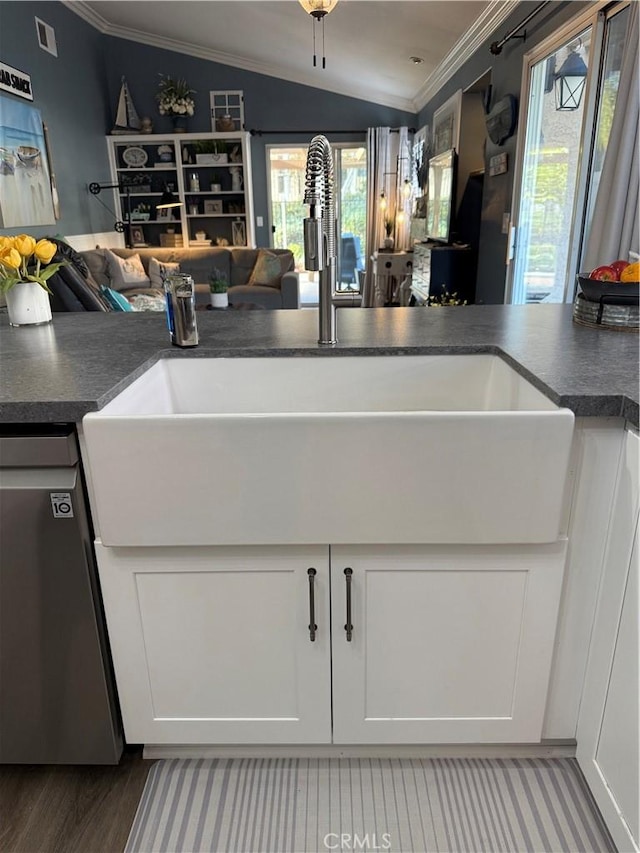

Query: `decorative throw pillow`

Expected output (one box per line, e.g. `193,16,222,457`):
104,249,150,291
127,293,166,312
247,250,286,289
149,257,180,290
100,284,135,311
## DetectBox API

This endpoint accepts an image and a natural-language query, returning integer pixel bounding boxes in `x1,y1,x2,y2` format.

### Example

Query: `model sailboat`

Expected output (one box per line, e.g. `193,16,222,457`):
112,78,141,134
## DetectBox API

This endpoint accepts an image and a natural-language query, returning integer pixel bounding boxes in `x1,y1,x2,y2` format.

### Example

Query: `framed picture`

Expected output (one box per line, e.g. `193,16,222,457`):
0,95,56,227
432,89,461,155
130,225,146,246
204,199,223,215
157,206,174,220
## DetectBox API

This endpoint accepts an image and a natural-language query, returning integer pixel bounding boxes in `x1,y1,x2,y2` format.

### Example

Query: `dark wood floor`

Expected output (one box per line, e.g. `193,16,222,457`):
0,747,153,853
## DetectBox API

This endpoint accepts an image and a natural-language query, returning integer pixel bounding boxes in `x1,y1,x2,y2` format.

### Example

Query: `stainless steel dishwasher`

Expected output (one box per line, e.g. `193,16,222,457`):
0,425,122,763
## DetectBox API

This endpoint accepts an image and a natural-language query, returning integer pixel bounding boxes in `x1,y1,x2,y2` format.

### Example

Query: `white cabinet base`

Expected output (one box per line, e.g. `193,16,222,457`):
577,429,640,853
97,541,567,749
95,544,331,745
331,544,567,744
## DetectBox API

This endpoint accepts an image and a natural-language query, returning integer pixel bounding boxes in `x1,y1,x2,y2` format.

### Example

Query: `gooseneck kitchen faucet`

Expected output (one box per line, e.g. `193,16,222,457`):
303,135,358,344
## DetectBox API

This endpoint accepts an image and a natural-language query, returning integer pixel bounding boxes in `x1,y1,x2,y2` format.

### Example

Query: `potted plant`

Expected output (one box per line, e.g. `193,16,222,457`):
130,202,150,221
209,267,229,308
210,172,222,192
121,172,152,193
0,235,65,326
193,139,217,165
211,141,228,164
427,285,468,306
156,75,195,132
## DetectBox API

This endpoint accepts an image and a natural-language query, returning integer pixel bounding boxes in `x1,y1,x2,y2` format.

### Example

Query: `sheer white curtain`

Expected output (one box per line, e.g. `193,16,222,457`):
395,127,412,251
583,3,639,270
362,127,390,307
362,127,414,306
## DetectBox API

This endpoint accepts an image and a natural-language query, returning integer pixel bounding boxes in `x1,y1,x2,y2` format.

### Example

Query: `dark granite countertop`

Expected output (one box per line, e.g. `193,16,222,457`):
0,305,638,426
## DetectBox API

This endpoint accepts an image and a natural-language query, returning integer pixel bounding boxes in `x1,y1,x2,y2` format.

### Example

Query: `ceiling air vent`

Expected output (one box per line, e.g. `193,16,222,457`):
35,17,57,57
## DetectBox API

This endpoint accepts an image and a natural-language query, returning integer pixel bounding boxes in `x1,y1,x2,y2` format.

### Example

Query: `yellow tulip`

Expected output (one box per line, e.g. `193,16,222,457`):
33,239,57,265
0,246,22,270
0,235,14,250
13,234,36,257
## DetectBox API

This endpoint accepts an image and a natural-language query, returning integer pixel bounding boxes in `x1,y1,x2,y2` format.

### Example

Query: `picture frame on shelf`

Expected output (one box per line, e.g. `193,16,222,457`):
130,225,146,246
157,206,175,220
204,199,223,215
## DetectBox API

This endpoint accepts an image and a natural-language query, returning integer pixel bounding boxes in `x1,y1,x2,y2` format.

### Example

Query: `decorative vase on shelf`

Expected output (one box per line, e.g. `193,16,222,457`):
171,115,188,133
229,166,243,192
383,237,395,250
215,114,235,132
6,282,52,326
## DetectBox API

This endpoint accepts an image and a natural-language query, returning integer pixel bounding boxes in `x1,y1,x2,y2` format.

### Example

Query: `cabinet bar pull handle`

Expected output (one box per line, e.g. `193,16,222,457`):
307,568,317,642
344,567,353,642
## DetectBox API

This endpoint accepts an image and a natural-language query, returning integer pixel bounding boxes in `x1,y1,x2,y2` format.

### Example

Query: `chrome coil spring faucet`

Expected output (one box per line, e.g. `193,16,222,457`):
303,135,358,344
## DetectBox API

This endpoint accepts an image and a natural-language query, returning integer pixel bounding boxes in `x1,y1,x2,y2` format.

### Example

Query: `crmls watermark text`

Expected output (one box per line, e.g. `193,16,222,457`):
324,833,392,850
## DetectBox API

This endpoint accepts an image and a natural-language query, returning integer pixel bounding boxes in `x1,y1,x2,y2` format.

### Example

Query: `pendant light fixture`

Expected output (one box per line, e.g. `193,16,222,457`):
554,46,588,111
298,0,339,69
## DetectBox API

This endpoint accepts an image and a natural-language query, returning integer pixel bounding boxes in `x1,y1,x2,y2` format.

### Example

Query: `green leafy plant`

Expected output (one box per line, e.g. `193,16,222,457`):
209,267,229,293
427,286,467,307
193,140,217,155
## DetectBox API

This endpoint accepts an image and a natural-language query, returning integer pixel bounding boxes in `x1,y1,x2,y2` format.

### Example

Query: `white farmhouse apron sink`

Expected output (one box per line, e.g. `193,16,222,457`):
82,355,574,546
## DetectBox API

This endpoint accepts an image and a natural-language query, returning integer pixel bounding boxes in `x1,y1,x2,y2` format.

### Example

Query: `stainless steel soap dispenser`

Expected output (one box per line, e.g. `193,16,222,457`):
164,273,198,347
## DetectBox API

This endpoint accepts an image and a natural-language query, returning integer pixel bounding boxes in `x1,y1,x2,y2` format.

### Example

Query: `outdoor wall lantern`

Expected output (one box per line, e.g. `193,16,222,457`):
554,48,588,111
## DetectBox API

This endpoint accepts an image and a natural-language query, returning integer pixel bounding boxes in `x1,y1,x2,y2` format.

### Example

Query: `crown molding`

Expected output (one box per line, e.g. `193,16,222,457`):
64,0,519,116
62,0,110,32
63,0,417,113
412,0,521,112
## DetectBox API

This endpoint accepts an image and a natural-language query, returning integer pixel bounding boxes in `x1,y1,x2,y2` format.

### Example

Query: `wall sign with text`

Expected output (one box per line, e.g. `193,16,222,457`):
0,62,33,101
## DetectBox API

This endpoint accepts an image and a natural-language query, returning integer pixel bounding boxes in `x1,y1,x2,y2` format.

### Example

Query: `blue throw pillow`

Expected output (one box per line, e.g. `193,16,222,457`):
100,285,134,312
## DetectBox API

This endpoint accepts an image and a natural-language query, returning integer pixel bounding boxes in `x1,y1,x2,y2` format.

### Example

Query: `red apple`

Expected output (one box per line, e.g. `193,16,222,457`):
610,260,630,278
589,265,618,281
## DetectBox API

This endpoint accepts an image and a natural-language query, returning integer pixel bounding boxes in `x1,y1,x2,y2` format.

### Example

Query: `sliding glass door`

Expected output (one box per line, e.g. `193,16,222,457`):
267,144,367,298
507,2,631,304
508,26,593,304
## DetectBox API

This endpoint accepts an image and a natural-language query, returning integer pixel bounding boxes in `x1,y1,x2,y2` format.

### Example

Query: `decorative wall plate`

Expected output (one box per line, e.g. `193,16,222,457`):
122,146,148,167
485,95,517,146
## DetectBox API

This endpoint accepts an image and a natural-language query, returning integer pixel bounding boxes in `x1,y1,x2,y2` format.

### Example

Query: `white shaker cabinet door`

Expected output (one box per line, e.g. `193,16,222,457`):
577,428,640,853
95,544,332,745
330,544,566,744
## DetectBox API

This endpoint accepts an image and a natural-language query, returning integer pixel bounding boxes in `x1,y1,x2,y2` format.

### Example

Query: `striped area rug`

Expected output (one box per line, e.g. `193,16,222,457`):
125,757,613,853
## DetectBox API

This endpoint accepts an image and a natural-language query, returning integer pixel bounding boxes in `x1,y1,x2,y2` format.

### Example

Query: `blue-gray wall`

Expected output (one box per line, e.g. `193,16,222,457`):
418,1,591,303
0,1,113,238
102,37,416,247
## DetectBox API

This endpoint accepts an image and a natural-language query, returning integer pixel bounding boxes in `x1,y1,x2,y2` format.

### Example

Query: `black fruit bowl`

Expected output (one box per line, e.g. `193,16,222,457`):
577,274,639,304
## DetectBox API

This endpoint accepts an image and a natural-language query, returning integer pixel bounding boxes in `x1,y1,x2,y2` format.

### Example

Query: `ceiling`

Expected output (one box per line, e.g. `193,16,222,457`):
67,1,519,113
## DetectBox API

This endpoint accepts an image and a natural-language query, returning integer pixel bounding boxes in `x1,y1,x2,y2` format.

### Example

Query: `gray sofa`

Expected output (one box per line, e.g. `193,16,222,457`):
80,246,300,309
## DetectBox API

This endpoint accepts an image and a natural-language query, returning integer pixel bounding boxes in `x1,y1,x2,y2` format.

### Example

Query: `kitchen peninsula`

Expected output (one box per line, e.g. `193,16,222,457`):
1,305,638,852
0,305,638,424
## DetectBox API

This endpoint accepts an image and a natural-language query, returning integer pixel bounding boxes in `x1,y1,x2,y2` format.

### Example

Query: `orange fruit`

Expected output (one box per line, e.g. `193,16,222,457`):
620,261,640,282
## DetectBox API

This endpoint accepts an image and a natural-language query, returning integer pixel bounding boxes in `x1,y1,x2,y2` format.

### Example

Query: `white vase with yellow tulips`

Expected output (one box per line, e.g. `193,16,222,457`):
0,236,63,326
